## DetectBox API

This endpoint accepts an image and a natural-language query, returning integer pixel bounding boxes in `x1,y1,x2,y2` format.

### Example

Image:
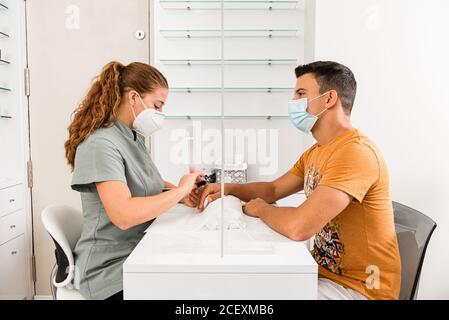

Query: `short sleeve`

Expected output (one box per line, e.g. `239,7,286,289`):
71,137,127,193
289,145,315,178
318,143,380,203
290,155,305,178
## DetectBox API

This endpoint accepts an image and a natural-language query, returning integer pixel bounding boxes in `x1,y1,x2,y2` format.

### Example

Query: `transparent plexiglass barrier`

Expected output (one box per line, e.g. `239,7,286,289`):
151,0,306,256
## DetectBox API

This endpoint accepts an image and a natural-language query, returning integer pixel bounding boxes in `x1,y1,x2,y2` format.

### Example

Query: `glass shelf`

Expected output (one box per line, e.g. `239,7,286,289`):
0,49,9,64
160,58,297,65
160,0,299,10
0,2,7,10
0,50,10,65
0,86,12,92
165,115,289,120
0,31,10,38
160,29,298,38
170,87,293,93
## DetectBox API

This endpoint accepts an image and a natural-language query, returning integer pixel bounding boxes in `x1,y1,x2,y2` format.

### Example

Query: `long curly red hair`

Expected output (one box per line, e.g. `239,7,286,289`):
64,61,168,170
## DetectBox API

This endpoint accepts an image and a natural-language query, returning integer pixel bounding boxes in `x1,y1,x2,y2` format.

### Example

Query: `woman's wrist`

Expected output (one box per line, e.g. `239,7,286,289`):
177,185,190,198
179,193,188,204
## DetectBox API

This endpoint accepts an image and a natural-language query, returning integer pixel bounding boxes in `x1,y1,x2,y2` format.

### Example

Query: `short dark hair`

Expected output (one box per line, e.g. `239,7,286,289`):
295,61,357,114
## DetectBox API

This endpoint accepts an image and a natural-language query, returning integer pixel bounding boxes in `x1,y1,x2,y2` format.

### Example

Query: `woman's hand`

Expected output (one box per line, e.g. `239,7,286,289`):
164,180,198,207
182,187,200,208
177,168,203,197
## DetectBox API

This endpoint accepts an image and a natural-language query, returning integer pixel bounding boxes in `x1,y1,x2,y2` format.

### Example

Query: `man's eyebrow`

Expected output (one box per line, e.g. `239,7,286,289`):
295,88,307,94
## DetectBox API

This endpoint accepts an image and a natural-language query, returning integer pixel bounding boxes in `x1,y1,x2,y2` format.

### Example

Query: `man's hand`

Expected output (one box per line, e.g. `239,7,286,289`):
197,183,223,212
242,198,272,218
183,187,200,208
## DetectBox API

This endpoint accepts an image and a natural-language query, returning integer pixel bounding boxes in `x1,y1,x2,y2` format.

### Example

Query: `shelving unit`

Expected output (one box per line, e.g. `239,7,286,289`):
160,28,299,38
0,49,10,65
160,58,297,65
170,87,294,92
152,0,305,184
166,115,289,120
0,25,12,118
159,0,299,10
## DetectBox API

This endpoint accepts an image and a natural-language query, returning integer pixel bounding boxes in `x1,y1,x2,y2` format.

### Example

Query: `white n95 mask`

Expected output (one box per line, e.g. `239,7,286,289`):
131,95,166,137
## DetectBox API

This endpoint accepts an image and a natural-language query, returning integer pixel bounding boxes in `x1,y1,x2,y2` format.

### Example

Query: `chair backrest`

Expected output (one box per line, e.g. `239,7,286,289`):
41,205,83,288
393,201,436,300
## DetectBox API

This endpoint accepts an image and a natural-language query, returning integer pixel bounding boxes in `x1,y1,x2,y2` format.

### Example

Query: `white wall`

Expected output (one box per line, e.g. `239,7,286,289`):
313,0,449,299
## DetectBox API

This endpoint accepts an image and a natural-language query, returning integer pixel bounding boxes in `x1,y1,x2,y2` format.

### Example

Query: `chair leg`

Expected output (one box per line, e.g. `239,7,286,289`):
50,264,58,300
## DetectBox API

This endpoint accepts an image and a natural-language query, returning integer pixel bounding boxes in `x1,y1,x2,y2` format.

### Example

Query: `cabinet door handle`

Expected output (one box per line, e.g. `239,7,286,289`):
11,251,18,255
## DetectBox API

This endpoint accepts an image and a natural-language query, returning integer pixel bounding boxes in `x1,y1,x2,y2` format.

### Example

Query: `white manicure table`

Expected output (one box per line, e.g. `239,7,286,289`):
123,194,317,300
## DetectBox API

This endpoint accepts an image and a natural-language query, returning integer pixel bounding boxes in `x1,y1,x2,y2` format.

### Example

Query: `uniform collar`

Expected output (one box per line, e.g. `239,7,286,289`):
115,119,142,142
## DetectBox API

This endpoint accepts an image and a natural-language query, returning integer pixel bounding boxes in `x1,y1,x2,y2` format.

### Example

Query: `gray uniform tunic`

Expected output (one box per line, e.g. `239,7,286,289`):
71,120,164,300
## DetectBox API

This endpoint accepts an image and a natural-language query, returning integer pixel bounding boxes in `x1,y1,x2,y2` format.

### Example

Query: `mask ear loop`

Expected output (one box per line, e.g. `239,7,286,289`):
138,94,149,111
309,91,330,103
316,106,329,118
130,104,137,119
311,91,331,118
129,91,142,120
129,92,145,138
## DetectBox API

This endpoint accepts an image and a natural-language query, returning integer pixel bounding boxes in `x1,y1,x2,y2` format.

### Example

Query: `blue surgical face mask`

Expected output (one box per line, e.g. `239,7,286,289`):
288,92,330,134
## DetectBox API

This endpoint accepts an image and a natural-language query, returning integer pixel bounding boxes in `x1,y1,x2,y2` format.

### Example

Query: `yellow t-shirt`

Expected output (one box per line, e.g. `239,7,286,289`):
290,129,401,300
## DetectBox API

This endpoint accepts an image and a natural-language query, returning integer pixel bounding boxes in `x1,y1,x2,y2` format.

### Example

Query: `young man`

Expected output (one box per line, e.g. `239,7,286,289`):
192,61,401,300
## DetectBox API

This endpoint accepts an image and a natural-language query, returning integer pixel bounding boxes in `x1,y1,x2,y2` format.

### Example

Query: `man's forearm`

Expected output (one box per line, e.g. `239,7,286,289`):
226,182,278,203
257,205,307,241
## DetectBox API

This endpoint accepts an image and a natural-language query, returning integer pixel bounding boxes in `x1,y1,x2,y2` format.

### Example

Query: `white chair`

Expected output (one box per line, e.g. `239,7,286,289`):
41,205,86,300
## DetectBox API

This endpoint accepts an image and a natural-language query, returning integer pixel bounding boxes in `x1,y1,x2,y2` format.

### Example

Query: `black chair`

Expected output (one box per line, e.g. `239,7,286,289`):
393,201,436,300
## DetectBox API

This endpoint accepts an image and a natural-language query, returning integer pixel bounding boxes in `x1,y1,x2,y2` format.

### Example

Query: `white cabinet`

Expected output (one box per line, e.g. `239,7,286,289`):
0,0,33,300
0,183,25,218
0,234,28,300
0,209,25,246
0,183,32,300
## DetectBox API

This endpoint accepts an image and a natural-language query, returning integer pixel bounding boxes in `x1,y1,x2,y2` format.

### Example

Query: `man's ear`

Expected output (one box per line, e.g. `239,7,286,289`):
326,90,339,109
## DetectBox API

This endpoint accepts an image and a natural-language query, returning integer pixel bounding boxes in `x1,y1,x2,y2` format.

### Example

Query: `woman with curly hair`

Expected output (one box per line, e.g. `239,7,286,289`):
65,61,201,300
